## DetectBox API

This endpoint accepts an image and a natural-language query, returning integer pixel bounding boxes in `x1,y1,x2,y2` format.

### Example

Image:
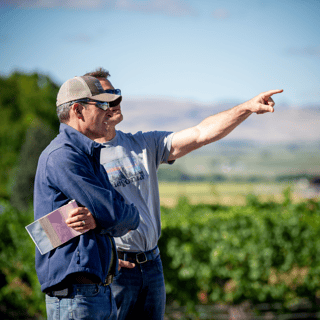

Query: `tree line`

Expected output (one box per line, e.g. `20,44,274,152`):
0,72,60,210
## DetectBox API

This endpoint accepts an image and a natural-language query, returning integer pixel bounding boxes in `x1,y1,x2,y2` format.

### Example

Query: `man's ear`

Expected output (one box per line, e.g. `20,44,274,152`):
72,103,84,120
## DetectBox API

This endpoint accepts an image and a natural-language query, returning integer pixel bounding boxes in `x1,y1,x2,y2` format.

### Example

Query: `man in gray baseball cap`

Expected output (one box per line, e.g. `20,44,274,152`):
56,75,122,107
55,75,123,139
34,75,139,320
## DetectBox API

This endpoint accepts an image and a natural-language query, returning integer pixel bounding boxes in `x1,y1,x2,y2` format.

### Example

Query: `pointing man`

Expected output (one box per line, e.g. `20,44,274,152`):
82,68,282,320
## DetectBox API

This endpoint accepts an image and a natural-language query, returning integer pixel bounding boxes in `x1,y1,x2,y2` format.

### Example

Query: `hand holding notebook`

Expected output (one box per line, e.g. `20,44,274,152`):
26,200,90,255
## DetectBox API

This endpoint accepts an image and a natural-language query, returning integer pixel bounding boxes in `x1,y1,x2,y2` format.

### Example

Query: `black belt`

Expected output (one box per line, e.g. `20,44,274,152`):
117,246,160,264
45,273,113,298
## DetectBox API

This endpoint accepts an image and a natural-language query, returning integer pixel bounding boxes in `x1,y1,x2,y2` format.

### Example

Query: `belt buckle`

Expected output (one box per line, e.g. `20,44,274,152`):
102,274,113,286
136,252,147,264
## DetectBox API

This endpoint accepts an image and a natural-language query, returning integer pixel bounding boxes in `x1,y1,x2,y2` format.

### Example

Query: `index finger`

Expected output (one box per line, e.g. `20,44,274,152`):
262,89,283,100
68,207,85,218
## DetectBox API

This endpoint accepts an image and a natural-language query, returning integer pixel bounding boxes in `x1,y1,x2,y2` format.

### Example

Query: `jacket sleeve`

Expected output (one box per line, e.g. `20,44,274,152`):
45,147,140,237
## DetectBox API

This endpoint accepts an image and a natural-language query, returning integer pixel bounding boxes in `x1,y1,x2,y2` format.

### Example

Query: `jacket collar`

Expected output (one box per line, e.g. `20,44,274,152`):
59,123,102,157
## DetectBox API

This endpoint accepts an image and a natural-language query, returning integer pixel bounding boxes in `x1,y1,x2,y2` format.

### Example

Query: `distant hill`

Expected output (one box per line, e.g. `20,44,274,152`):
117,96,320,143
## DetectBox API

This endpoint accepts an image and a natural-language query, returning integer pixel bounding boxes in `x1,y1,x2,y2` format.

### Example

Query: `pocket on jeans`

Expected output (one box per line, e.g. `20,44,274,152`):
73,286,114,319
74,285,101,299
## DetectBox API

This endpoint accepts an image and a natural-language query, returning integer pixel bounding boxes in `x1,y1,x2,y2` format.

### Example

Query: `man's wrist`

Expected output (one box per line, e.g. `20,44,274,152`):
235,102,253,115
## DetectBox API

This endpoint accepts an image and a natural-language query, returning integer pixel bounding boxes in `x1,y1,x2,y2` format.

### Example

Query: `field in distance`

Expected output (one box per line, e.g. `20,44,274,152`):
172,140,320,178
159,181,317,207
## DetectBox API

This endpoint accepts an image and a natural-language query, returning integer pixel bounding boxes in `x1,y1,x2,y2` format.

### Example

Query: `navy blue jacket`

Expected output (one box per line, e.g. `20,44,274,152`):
34,123,140,292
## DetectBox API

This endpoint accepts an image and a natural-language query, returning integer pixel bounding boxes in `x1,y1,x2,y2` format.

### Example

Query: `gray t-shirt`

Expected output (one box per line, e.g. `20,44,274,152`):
100,130,174,252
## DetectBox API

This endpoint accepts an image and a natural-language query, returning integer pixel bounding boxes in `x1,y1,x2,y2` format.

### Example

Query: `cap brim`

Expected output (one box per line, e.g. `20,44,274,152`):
92,93,122,102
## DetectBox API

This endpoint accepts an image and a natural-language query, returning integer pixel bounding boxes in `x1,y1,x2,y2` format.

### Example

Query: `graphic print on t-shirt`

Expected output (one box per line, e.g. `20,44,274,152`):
103,156,147,188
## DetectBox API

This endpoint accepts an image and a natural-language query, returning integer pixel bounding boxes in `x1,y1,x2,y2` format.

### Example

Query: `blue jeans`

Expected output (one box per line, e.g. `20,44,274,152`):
111,253,166,320
46,284,117,320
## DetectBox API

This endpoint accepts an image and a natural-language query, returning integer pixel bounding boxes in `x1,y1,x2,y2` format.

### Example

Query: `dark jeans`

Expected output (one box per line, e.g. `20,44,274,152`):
111,253,166,320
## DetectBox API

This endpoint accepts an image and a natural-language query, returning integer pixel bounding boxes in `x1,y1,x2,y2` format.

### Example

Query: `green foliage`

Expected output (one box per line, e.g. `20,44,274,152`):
9,123,56,211
0,72,59,199
0,200,45,319
1,187,320,318
159,192,320,313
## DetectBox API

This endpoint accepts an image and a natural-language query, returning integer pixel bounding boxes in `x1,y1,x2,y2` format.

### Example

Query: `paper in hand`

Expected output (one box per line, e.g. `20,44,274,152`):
25,200,88,255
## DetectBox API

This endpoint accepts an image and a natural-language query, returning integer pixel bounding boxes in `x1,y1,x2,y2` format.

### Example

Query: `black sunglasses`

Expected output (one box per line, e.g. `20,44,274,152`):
77,98,121,110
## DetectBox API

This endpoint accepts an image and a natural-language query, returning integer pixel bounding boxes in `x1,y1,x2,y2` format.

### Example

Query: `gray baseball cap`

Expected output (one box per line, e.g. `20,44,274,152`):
56,76,121,106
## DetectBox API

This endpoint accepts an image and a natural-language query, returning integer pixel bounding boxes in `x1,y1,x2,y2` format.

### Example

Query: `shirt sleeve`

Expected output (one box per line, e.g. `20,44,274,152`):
142,131,175,167
45,147,140,237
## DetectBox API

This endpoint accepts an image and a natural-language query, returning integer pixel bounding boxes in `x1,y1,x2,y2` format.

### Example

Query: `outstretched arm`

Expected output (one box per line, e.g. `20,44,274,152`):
168,89,283,161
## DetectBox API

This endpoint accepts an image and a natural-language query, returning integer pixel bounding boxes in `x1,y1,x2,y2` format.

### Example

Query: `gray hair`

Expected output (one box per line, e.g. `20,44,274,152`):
57,101,87,123
57,101,73,123
84,67,110,79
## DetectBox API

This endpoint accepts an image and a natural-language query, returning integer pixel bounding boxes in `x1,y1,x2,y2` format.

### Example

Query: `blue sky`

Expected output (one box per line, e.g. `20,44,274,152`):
1,0,319,107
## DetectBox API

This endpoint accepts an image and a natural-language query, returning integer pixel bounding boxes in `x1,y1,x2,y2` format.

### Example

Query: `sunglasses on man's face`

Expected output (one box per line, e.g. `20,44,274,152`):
104,89,121,95
78,98,121,110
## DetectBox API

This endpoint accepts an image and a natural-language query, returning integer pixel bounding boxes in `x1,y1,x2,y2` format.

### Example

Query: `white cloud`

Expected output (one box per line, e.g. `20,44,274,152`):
1,0,96,9
1,0,197,16
1,0,111,9
115,0,197,16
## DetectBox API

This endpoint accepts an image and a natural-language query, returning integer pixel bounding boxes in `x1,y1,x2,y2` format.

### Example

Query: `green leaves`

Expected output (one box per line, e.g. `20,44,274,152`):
0,72,59,200
159,195,320,311
0,200,45,318
1,179,320,317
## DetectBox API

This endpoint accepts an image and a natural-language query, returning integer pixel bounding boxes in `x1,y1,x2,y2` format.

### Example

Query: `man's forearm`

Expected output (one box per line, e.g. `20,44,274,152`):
196,104,252,146
169,104,252,160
